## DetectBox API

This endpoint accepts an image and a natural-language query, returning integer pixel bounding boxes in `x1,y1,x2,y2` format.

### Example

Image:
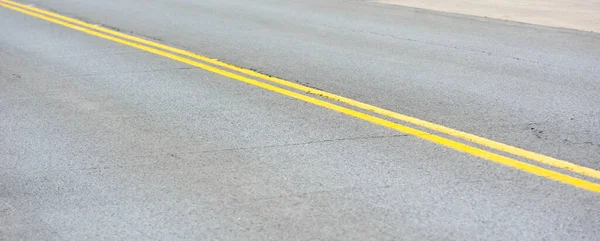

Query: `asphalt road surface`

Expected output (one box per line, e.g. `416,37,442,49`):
1,0,599,240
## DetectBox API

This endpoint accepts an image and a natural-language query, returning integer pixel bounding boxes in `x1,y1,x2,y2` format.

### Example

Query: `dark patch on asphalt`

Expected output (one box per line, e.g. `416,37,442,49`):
1,73,22,83
167,153,182,160
295,81,324,91
562,139,600,148
531,127,544,139
99,24,164,42
526,123,546,140
527,121,600,149
246,67,324,91
248,68,273,78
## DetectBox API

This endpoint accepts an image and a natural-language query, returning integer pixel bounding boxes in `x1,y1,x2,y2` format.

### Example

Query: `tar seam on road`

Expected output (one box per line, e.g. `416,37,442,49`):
2,0,599,193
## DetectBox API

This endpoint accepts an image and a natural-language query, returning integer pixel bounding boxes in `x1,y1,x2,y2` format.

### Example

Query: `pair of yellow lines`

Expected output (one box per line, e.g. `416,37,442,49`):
1,0,599,193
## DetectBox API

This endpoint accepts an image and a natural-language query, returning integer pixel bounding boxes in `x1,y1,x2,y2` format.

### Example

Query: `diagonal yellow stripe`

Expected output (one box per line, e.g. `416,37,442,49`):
3,0,599,181
2,0,597,181
1,1,599,193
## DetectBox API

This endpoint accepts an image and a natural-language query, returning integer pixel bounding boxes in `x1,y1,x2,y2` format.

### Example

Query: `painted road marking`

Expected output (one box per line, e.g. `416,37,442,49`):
3,0,599,181
3,0,598,182
1,0,599,193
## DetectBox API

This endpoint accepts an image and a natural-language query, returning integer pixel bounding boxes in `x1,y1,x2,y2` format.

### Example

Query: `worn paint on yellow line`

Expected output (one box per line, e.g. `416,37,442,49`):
3,0,599,182
1,0,599,193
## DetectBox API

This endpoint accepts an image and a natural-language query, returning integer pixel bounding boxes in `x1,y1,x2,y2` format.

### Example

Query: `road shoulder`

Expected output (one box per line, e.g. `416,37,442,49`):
377,0,600,32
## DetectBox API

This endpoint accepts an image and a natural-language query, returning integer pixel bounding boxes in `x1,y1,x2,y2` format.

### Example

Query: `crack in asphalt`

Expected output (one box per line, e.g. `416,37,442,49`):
195,134,410,154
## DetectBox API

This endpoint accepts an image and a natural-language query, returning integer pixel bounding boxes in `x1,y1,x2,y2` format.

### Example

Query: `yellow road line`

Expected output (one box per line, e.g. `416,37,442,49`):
3,0,598,181
1,1,599,193
3,0,599,181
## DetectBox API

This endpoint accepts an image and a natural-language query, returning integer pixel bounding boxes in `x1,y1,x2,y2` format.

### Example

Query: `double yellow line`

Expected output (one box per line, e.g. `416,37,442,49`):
2,0,599,193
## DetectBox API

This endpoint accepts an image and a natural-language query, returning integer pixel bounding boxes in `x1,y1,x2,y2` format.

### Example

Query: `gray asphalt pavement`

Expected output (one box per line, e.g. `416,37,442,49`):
1,0,599,240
